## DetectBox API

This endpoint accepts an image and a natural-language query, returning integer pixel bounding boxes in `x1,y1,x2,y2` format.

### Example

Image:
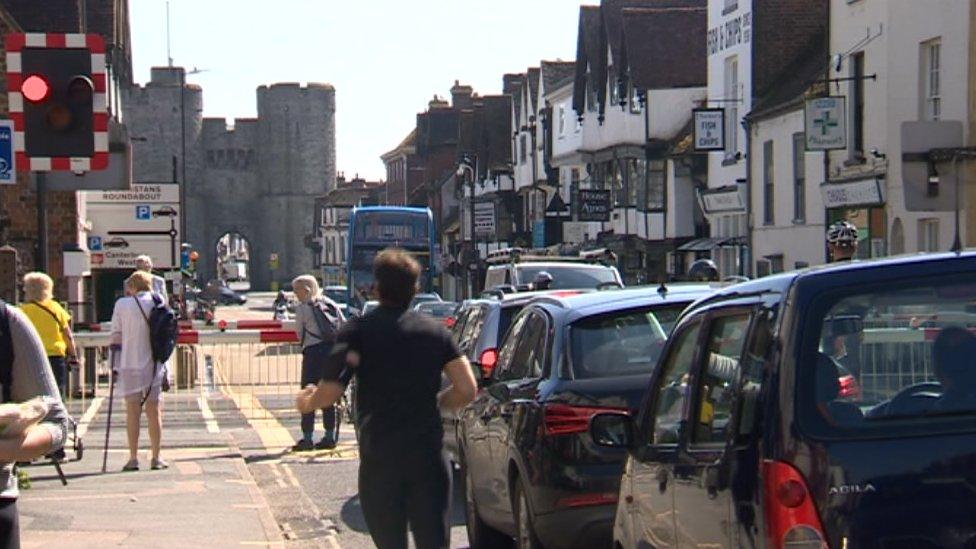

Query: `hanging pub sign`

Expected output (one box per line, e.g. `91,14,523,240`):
805,96,847,150
693,108,725,151
576,189,611,222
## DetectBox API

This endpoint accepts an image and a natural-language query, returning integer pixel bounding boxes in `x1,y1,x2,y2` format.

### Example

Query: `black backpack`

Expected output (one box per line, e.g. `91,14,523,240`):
135,294,178,364
308,298,343,345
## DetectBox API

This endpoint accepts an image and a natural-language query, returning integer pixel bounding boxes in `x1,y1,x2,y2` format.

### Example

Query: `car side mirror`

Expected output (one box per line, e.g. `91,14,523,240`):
590,413,634,449
487,383,510,401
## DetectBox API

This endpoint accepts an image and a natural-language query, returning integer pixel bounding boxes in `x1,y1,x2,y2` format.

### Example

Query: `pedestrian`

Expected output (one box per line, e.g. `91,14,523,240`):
826,220,859,262
19,272,78,400
296,249,477,549
0,299,71,548
134,255,167,299
291,274,344,451
111,271,169,471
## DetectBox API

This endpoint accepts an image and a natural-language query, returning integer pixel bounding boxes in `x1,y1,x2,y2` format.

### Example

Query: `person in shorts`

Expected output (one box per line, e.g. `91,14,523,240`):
111,272,169,471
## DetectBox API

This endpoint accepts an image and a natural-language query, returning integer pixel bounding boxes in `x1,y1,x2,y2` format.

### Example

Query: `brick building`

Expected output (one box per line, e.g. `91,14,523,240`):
0,0,132,316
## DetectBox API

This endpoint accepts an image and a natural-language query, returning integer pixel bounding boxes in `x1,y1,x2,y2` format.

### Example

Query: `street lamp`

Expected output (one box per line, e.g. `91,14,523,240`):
457,156,478,298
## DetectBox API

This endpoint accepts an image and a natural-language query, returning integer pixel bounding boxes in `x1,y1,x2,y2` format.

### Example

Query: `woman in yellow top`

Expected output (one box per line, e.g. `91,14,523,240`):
20,272,77,399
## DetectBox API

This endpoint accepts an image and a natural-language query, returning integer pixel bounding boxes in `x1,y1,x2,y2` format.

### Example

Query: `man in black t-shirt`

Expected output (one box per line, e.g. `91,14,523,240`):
296,249,477,549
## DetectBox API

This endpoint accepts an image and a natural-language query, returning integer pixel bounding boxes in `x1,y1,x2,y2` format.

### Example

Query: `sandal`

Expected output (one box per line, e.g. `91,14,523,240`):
150,458,169,470
122,459,139,472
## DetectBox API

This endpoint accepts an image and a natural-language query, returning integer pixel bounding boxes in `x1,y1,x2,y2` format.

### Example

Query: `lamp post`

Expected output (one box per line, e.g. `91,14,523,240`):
457,157,477,298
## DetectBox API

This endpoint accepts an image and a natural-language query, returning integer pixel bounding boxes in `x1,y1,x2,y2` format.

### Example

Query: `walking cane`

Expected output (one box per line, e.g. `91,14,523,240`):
101,345,119,473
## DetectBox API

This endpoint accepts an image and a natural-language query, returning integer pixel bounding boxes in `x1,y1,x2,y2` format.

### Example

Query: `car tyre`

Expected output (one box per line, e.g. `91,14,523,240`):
514,478,542,549
462,457,512,548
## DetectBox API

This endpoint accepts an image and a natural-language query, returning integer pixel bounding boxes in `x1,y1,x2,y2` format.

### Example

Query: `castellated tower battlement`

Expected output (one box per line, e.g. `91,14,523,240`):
125,70,337,290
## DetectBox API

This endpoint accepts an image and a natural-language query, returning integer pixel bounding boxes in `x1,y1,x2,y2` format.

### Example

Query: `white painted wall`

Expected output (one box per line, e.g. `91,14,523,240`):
706,0,752,190
647,87,707,140
750,108,828,270
829,0,970,254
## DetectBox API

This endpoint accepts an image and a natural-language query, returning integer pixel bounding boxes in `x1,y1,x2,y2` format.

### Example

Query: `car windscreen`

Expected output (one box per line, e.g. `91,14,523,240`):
418,303,456,318
800,276,976,438
570,306,670,379
518,265,618,289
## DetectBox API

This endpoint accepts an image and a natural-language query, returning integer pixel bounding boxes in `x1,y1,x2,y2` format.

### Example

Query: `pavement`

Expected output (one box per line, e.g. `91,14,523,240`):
16,292,472,548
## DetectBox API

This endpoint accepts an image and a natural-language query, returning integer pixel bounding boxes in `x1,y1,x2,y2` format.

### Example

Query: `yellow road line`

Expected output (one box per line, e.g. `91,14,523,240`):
212,351,295,451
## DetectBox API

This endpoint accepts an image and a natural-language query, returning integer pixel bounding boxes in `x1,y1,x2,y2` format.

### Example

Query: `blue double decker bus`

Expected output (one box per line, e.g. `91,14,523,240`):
346,206,435,313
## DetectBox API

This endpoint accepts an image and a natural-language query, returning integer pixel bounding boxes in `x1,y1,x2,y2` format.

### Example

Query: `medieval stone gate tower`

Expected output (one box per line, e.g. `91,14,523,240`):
126,67,336,290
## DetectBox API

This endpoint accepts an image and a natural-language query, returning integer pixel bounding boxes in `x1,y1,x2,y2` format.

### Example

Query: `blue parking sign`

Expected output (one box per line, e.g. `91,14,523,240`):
136,205,151,220
88,236,103,251
0,120,15,186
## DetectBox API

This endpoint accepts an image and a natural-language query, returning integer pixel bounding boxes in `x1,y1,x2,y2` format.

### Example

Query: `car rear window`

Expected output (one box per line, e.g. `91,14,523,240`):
801,276,976,438
518,265,618,289
570,307,670,379
419,303,456,317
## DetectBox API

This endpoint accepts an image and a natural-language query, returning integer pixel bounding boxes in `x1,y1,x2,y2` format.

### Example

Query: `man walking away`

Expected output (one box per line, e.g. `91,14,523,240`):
296,249,477,549
135,255,167,299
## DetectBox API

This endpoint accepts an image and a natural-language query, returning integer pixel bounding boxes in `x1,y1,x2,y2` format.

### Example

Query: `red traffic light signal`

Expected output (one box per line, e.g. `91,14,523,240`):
4,33,108,171
20,74,50,103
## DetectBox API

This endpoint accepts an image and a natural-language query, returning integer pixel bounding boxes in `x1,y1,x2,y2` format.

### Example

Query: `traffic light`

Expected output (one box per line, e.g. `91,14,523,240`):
5,33,108,171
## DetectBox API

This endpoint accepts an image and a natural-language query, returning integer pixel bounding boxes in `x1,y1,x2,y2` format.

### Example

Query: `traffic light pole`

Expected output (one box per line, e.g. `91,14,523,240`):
36,173,48,272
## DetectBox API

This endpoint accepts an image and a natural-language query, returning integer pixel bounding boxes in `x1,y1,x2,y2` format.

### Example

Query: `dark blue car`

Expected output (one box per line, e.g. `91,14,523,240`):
457,285,713,548
595,252,976,548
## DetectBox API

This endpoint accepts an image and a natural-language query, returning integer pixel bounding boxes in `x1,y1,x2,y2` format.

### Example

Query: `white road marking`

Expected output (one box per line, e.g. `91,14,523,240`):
197,394,220,433
75,397,103,440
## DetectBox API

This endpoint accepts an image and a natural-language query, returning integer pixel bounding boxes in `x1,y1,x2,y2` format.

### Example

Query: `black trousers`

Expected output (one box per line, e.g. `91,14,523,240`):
300,343,339,438
359,447,451,549
47,356,67,399
0,498,19,549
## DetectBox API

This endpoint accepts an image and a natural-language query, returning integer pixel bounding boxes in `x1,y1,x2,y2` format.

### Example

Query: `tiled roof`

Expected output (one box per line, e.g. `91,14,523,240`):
623,6,706,90
573,5,604,116
526,68,540,112
541,61,576,94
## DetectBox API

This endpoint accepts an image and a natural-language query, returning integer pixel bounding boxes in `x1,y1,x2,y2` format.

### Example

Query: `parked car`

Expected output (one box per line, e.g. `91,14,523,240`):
415,301,459,328
593,252,976,549
323,285,350,316
409,292,442,309
458,286,714,549
483,248,624,293
201,284,247,305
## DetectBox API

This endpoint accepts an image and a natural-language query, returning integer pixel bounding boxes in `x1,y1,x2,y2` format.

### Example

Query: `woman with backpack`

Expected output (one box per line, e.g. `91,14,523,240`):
110,272,170,472
20,272,78,401
292,275,344,451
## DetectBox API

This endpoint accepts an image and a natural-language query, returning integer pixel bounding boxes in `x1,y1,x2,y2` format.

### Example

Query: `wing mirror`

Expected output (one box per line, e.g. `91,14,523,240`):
589,412,634,450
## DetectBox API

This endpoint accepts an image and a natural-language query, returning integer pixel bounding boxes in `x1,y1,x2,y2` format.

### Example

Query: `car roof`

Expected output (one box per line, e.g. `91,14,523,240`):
532,286,716,322
492,262,615,270
688,251,976,309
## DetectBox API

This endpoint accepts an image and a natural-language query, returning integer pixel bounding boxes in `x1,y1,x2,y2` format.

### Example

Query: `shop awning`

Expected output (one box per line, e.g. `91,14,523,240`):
676,237,731,252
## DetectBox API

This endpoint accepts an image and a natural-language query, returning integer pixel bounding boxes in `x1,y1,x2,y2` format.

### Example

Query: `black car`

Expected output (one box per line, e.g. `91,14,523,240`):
595,252,976,548
201,284,247,305
458,286,712,548
444,290,593,464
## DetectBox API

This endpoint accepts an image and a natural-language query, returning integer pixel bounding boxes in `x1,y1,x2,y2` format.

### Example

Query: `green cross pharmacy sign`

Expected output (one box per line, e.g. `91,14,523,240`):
804,96,847,151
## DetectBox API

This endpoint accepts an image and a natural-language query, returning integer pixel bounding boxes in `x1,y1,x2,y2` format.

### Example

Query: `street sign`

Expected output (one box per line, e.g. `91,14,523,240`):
87,235,102,251
805,97,847,150
0,120,15,185
693,108,725,151
577,190,611,222
473,201,496,236
82,183,180,269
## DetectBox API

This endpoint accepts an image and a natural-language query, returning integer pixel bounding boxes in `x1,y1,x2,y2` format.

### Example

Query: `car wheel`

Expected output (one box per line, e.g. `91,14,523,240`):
462,457,512,548
514,478,542,549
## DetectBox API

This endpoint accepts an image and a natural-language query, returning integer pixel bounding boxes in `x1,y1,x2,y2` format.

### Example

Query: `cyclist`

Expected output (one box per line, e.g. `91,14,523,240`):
688,258,720,282
827,220,859,262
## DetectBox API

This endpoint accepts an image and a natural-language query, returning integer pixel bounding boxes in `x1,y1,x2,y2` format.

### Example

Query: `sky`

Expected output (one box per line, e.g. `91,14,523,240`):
129,1,584,181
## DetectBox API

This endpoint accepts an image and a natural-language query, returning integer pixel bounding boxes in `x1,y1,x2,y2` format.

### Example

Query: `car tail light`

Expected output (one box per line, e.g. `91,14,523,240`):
478,348,498,379
838,375,860,399
549,290,583,298
543,403,628,437
763,460,827,549
445,316,455,328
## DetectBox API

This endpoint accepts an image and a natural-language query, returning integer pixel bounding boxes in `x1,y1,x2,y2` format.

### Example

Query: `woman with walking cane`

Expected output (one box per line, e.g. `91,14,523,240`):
110,272,170,471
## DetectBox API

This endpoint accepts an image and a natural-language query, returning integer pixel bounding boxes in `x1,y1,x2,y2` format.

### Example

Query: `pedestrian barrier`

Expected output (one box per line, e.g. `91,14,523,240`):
72,328,306,422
